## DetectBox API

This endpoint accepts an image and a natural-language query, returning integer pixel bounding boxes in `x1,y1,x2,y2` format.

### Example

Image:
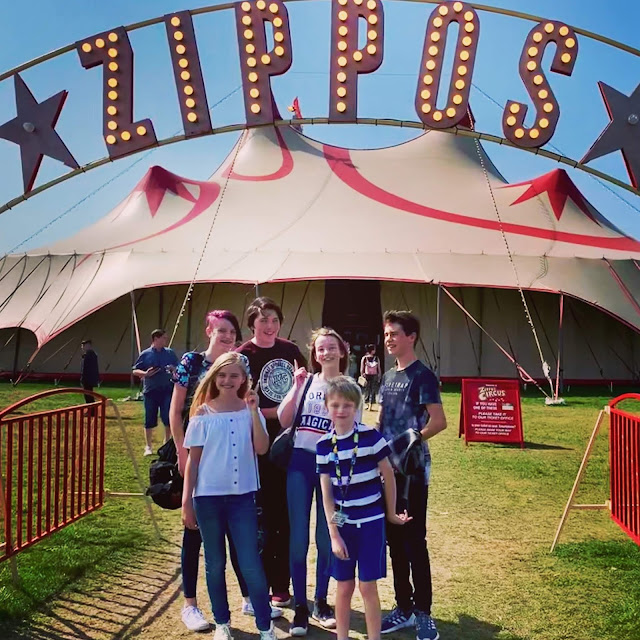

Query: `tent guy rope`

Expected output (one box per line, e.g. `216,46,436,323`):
471,132,555,399
168,129,247,348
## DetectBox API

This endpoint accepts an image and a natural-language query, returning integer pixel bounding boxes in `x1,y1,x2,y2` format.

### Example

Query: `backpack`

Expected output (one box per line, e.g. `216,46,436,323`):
364,356,379,376
146,353,207,510
146,438,183,510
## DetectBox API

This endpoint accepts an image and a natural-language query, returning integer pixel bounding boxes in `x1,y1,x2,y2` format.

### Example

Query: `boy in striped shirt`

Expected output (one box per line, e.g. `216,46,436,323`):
317,377,412,640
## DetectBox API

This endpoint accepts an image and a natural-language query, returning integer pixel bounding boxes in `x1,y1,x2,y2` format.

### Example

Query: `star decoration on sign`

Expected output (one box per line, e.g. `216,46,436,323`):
581,81,640,189
0,74,78,194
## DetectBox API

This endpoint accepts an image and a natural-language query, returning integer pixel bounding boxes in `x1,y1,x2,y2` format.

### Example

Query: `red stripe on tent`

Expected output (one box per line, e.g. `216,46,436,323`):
323,145,640,252
223,129,293,181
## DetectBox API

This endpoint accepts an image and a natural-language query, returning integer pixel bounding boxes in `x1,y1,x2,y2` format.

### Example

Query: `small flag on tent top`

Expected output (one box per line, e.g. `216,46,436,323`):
288,97,303,132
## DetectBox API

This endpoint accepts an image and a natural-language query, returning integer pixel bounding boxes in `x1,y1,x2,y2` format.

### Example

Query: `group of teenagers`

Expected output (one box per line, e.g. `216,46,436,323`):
162,296,447,640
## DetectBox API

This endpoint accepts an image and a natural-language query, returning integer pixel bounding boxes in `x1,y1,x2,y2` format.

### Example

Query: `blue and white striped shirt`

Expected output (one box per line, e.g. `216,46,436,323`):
316,424,391,525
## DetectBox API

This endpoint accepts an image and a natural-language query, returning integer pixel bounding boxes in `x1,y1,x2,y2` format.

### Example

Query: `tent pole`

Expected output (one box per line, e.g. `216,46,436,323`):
255,283,260,297
130,291,136,391
11,329,21,379
158,286,164,328
477,288,484,376
436,284,442,378
186,290,193,352
557,293,565,396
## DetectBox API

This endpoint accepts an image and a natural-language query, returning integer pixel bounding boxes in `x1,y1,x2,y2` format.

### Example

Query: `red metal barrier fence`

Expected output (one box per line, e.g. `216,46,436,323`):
552,393,640,551
609,394,640,545
0,389,107,563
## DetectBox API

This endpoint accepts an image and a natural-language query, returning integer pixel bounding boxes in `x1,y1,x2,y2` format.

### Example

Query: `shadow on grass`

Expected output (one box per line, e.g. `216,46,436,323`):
376,613,522,640
0,545,182,640
464,441,572,451
439,614,524,639
523,441,572,451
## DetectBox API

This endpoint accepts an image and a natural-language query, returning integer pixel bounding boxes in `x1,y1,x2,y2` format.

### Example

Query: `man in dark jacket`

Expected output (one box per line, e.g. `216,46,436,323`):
80,339,100,404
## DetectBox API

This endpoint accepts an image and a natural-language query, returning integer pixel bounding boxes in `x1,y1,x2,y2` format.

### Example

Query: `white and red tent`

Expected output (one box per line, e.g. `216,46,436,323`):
1,124,639,382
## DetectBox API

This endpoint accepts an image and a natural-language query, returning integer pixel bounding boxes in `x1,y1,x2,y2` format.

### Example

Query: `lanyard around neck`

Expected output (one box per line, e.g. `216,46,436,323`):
331,423,359,506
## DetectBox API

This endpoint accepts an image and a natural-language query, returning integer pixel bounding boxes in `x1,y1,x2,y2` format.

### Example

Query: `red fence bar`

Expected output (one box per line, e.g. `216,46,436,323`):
5,421,13,555
54,413,60,525
70,408,76,521
27,419,34,543
16,421,23,549
91,411,98,505
84,411,91,512
609,394,640,546
62,411,68,523
0,389,107,563
37,416,43,537
46,413,52,532
99,402,106,505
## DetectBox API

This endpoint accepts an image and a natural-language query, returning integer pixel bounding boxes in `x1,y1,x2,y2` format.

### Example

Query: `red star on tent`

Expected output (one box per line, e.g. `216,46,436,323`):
0,74,78,194
135,166,198,217
501,169,596,222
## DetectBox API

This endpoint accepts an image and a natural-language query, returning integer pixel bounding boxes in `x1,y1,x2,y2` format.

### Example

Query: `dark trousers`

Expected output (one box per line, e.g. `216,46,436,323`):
181,526,248,599
364,375,379,404
81,381,94,404
258,455,290,594
386,474,433,614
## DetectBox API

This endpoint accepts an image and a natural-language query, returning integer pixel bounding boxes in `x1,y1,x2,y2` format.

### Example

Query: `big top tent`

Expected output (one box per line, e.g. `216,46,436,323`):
1,123,639,383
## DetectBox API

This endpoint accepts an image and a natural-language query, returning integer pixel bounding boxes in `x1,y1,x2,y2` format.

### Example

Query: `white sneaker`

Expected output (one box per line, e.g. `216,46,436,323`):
181,605,210,632
143,445,153,456
241,600,283,619
259,622,277,640
213,622,234,640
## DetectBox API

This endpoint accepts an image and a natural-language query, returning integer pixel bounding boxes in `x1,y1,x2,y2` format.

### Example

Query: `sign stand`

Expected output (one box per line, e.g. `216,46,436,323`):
459,378,524,448
550,407,610,552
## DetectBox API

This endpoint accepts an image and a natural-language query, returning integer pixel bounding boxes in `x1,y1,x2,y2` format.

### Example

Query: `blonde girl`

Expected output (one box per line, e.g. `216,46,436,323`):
182,352,276,640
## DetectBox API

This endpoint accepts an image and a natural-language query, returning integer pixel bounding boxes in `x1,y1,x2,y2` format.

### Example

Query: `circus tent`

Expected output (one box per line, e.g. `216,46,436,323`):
0,123,639,383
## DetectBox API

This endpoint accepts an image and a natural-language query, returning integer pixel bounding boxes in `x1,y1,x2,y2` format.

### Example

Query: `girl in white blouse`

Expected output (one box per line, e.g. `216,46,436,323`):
182,352,275,640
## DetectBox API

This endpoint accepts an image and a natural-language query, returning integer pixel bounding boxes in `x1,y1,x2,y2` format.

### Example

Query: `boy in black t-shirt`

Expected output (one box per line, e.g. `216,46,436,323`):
237,297,307,606
378,311,447,640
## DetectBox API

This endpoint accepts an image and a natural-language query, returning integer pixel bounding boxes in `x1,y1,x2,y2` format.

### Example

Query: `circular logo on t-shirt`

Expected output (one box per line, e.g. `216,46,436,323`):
260,358,294,402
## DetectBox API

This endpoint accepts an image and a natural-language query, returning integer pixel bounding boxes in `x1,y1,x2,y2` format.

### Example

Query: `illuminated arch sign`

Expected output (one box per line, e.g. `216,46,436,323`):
0,0,639,206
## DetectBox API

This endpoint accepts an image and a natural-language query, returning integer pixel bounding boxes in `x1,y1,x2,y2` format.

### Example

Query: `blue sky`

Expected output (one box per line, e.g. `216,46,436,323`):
0,0,639,254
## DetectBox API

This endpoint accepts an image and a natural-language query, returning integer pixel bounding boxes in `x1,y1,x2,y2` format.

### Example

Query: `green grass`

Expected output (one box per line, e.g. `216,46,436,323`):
0,382,180,625
0,381,639,639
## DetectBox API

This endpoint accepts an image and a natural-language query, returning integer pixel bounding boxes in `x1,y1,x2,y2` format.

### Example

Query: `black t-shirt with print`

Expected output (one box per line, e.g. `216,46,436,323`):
237,337,307,439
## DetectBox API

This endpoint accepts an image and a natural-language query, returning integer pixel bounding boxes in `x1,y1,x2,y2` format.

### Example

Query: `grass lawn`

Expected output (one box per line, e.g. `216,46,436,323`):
0,381,639,640
0,382,181,623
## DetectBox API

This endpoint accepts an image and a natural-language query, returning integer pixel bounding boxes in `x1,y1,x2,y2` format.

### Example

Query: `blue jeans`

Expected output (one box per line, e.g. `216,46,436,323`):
181,527,248,599
194,492,271,631
287,448,331,607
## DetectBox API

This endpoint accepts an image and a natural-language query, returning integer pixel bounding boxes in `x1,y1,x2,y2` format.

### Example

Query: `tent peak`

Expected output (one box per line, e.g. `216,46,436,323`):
501,167,628,234
134,165,200,217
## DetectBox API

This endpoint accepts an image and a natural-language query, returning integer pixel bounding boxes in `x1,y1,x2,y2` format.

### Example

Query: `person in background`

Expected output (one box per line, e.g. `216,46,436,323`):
378,311,447,640
277,328,354,635
237,296,307,607
80,339,99,404
347,343,359,379
360,344,381,411
133,329,179,456
317,376,411,640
